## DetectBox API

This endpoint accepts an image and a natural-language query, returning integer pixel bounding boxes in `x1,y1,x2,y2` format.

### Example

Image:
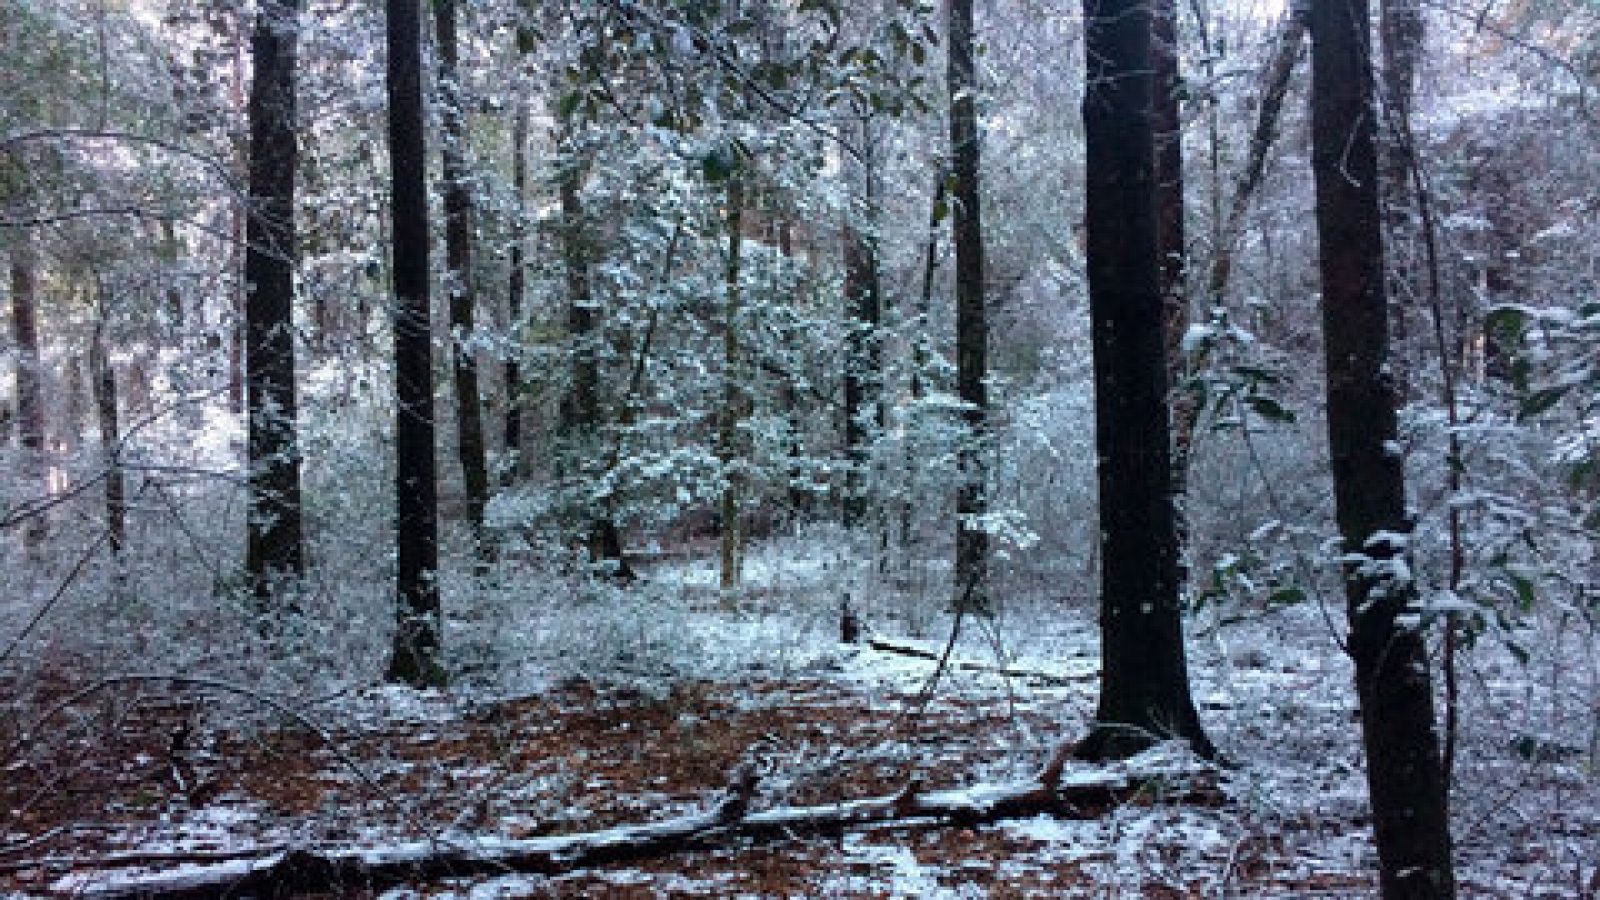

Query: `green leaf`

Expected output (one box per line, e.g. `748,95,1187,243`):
1519,385,1568,418
1267,586,1306,607
1244,395,1296,423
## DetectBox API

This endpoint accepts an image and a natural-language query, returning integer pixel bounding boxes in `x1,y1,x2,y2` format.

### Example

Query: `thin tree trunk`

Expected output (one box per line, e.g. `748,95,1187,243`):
1308,0,1455,892
840,193,881,528
1204,13,1308,303
9,231,48,553
385,0,443,687
719,172,746,601
243,0,306,607
902,168,945,562
1381,0,1424,401
504,90,529,482
948,0,989,612
556,138,628,578
1078,0,1214,762
90,314,126,566
434,0,490,563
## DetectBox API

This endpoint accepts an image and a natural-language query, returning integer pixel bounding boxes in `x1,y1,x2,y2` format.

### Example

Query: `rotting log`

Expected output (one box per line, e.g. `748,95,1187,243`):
65,746,1213,898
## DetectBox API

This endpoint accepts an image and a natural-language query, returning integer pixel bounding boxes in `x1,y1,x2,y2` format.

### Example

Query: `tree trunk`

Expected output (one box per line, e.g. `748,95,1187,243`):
1078,0,1213,762
90,315,126,566
840,147,882,529
384,0,443,688
243,0,306,607
504,87,529,481
557,139,629,578
1174,11,1308,510
1153,0,1193,593
1380,0,1424,400
948,0,989,612
719,172,746,601
1308,0,1455,893
9,230,48,553
434,0,490,563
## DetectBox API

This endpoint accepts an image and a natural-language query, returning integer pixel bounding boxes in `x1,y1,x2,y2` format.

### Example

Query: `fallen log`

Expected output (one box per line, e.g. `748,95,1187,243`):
866,636,1097,686
64,744,1213,899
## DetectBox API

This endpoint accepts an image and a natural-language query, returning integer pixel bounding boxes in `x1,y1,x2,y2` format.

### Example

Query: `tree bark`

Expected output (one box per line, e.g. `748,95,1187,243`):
556,138,629,578
1078,0,1213,762
243,0,306,607
503,90,528,481
384,0,443,687
1308,0,1455,893
1380,0,1424,401
434,0,490,563
948,0,989,612
1153,0,1193,592
9,229,48,553
718,172,746,601
840,138,882,529
90,315,126,565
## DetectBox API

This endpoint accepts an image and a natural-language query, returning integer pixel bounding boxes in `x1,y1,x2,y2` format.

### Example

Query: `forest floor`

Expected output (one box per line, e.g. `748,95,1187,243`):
2,540,1597,898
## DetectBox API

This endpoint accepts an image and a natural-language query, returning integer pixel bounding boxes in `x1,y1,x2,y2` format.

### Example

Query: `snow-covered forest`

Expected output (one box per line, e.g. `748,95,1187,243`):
2,0,1597,895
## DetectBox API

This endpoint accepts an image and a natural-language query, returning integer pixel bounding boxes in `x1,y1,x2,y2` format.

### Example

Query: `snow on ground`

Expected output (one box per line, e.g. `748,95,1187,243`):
3,534,1597,896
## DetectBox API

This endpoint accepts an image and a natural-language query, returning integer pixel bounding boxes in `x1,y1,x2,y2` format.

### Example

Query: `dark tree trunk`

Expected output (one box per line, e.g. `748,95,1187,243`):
434,0,490,562
557,139,629,578
1308,0,1455,894
385,0,443,687
948,0,989,612
840,153,882,529
503,91,528,480
9,231,48,552
160,219,184,328
243,0,306,607
1078,0,1213,762
719,173,745,599
90,316,126,564
1152,0,1193,594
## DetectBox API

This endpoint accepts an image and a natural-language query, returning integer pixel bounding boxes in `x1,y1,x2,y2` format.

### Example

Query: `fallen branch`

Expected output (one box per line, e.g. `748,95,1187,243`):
65,745,1213,899
866,636,1097,687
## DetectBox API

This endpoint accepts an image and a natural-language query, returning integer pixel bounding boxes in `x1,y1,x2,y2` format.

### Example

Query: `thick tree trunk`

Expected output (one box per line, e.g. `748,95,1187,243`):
384,0,443,688
719,173,746,600
433,0,490,562
1078,0,1213,762
1153,0,1193,591
243,0,306,607
948,0,989,612
1308,0,1455,894
9,231,48,552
